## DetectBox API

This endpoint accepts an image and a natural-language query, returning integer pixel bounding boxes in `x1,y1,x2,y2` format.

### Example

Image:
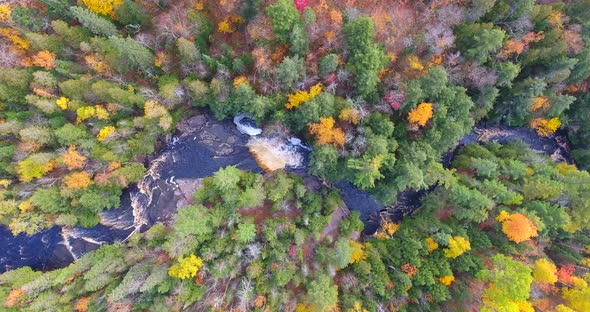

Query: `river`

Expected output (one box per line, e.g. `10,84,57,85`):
0,112,571,273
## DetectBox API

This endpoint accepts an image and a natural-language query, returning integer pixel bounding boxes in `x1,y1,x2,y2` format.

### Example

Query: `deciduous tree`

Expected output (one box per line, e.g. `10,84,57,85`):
533,258,557,285
63,146,86,170
168,254,204,279
443,236,471,259
31,50,56,70
408,102,433,127
266,0,301,43
499,212,538,243
308,117,345,146
476,254,533,312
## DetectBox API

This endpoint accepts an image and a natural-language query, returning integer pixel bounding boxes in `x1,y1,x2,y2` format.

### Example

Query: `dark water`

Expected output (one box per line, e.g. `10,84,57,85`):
0,117,570,273
0,114,262,273
334,182,383,234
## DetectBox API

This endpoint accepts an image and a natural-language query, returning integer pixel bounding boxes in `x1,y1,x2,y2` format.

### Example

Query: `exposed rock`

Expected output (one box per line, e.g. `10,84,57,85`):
176,114,207,133
216,143,234,156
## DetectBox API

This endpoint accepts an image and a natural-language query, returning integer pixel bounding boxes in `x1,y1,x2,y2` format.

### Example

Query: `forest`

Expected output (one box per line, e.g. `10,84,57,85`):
0,0,589,311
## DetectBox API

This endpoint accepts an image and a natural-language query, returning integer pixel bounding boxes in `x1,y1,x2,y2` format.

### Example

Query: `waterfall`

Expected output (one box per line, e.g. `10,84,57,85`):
247,136,304,172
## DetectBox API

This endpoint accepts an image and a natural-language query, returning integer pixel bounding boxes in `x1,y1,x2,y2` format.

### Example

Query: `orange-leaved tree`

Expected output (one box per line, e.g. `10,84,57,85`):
408,102,433,127
308,117,345,146
64,171,93,190
530,117,561,137
401,263,418,278
63,146,86,171
530,96,551,112
31,50,56,70
498,211,538,243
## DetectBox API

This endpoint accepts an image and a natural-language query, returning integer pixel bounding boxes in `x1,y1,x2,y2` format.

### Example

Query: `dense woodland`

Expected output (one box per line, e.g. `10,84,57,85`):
0,0,589,311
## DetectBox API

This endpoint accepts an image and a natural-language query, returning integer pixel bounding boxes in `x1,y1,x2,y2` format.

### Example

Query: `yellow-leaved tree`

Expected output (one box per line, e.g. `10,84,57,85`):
168,254,204,279
339,107,361,125
144,100,172,130
97,126,116,142
439,275,455,286
82,0,123,17
349,241,367,264
56,97,69,110
0,4,12,24
533,258,557,285
443,236,471,259
425,237,439,253
285,83,323,109
530,117,561,137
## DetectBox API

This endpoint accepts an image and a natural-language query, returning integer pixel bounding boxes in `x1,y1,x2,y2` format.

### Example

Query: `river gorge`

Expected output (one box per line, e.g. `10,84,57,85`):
0,111,572,273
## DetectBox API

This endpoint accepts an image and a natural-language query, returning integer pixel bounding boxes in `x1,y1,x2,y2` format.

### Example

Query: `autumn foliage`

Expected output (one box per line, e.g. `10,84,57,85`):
294,0,309,13
168,254,204,279
308,117,345,146
373,219,399,240
56,97,69,110
443,236,471,259
64,171,93,190
498,31,545,59
74,296,91,312
530,117,561,137
499,212,538,243
556,264,575,285
0,4,11,24
285,83,323,109
408,102,433,127
31,51,56,70
401,263,418,278
439,275,455,286
77,105,109,123
3,288,24,308
63,146,87,171
349,241,367,264
97,126,116,142
144,100,172,130
530,96,551,112
339,107,361,125
82,0,123,17
425,237,439,253
533,258,558,285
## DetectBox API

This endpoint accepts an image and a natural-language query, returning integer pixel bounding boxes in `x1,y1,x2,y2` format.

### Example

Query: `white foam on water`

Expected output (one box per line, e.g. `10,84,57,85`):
234,114,262,136
247,136,303,172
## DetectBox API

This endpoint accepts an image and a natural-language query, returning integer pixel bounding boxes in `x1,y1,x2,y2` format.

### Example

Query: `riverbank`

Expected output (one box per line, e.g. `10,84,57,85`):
0,111,573,273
